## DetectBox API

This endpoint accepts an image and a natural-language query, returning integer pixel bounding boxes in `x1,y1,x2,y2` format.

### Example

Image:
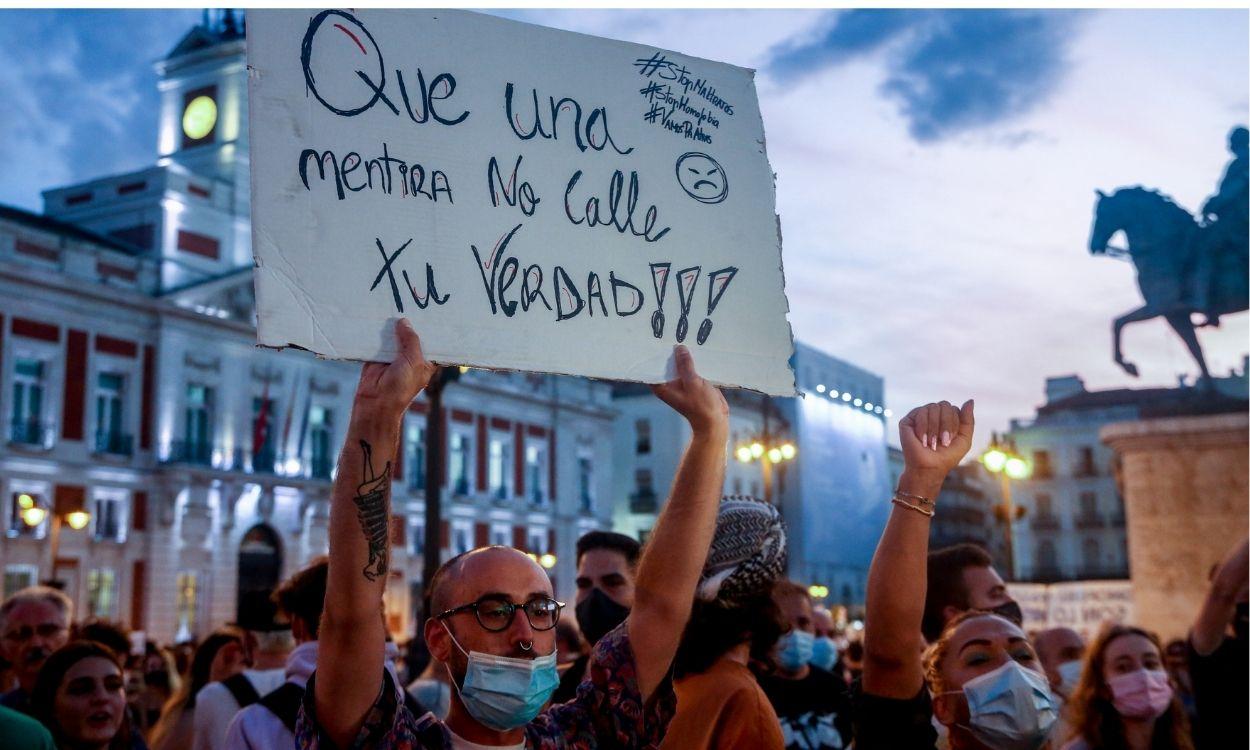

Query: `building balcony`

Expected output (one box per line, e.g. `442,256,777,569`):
164,440,214,466
8,420,52,448
1030,514,1062,531
1072,464,1099,478
94,431,134,457
527,491,550,510
630,489,658,514
407,475,427,494
1075,513,1106,529
451,476,471,498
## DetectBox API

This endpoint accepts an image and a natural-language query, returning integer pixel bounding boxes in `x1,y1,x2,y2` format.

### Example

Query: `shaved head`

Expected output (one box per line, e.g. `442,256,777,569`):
429,546,552,615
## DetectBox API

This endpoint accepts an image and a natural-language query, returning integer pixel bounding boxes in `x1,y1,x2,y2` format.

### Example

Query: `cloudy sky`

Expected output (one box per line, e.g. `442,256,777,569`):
1,8,1246,446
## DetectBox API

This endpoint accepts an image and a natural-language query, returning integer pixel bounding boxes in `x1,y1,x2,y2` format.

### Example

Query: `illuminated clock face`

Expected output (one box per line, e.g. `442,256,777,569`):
182,95,218,141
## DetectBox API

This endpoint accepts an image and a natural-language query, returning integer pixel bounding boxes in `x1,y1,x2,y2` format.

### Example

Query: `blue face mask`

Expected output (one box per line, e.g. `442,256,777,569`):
777,630,815,672
810,636,838,672
943,661,1059,750
444,629,559,731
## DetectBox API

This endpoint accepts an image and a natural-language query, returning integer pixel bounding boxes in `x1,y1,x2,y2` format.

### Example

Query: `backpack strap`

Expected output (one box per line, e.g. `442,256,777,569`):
220,673,262,709
258,683,306,733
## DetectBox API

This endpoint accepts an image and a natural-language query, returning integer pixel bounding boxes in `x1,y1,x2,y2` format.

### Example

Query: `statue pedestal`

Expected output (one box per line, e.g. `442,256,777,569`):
1101,411,1248,642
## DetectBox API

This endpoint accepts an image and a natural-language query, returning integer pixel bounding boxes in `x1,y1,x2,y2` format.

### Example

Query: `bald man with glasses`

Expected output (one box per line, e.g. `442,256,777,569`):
298,320,730,750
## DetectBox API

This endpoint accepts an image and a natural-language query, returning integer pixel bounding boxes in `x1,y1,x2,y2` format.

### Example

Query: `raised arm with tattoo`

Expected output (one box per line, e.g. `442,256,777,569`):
628,345,730,701
316,319,437,747
863,400,974,699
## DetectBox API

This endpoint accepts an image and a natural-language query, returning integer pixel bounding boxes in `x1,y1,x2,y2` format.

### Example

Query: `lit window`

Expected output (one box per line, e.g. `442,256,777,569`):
449,433,471,495
488,434,511,500
175,571,198,642
183,384,214,465
87,569,116,619
309,406,335,480
3,565,38,598
526,444,547,507
405,420,427,491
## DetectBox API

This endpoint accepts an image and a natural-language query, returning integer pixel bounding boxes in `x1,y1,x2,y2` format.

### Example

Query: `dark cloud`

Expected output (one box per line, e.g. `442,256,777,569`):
769,9,1084,143
0,10,199,209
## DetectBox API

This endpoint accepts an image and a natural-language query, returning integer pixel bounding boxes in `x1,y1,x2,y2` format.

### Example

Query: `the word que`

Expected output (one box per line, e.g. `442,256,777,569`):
301,10,469,126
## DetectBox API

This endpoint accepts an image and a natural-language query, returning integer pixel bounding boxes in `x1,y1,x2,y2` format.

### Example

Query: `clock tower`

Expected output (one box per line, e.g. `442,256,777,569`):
156,9,250,214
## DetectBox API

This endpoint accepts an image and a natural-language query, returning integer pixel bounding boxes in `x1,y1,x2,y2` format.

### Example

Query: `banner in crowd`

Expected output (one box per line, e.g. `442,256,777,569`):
247,9,796,394
1009,580,1135,640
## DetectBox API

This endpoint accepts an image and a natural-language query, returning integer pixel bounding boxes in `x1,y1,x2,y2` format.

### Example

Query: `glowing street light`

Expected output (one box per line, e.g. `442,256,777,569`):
980,433,1031,579
20,498,90,587
734,397,798,504
21,506,47,528
539,553,557,570
807,584,829,599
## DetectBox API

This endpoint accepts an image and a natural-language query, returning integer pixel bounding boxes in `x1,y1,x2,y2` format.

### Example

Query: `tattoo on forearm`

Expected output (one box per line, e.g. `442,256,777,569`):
353,439,391,581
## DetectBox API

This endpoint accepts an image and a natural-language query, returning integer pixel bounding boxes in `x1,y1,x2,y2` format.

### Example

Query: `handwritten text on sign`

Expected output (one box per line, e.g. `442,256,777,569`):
248,9,795,394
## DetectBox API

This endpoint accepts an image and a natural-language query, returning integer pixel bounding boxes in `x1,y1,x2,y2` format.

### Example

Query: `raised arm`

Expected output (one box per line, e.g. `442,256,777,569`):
628,345,729,701
863,400,974,699
316,320,436,747
1190,537,1249,655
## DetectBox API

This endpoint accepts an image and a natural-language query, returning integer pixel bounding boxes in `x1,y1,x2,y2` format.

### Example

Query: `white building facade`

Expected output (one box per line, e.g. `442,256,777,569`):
1004,367,1248,582
0,14,613,645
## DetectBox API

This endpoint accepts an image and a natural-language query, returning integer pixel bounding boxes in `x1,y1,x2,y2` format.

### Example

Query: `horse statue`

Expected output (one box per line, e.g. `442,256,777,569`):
1089,186,1248,382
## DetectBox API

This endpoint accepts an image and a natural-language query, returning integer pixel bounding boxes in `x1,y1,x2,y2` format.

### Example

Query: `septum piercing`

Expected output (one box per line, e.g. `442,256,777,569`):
520,641,533,651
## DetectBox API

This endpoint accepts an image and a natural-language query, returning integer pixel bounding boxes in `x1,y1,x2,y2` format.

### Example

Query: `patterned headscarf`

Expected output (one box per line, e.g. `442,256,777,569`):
696,495,788,604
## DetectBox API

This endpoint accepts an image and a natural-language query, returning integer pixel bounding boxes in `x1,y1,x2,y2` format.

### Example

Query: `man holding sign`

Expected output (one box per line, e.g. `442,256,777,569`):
296,320,729,749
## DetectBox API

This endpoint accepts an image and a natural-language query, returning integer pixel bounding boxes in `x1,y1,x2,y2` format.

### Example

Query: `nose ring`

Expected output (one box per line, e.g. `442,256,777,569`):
520,641,533,651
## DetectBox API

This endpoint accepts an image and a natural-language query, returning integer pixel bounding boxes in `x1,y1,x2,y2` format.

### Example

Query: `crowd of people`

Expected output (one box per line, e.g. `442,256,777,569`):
0,322,1245,749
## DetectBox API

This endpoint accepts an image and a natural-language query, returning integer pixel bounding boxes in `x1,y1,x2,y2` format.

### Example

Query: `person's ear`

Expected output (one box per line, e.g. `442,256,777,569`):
425,618,452,663
942,605,962,626
932,691,961,727
291,617,309,643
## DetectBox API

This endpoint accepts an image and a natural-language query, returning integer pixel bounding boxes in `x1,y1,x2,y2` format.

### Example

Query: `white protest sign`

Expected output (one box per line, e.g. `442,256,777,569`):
247,9,796,394
1009,580,1135,641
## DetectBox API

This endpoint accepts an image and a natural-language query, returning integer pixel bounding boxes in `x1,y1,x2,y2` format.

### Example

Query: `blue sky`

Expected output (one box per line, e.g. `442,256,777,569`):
1,8,1246,445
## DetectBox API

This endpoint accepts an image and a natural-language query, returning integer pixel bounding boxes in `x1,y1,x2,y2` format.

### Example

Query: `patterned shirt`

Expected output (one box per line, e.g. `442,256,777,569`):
295,622,675,750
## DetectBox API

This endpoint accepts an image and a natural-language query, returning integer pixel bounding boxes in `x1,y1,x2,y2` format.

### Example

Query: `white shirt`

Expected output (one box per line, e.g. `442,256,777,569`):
193,668,287,750
224,642,319,750
448,728,525,750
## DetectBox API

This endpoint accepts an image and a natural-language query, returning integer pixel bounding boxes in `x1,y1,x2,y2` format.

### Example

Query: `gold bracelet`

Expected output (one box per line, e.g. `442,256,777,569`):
894,488,933,507
891,495,935,517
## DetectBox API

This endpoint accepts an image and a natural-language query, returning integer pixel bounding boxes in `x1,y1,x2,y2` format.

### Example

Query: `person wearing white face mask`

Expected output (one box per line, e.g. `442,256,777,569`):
856,399,1063,750
1033,627,1086,743
809,607,840,673
758,581,850,749
1058,624,1194,750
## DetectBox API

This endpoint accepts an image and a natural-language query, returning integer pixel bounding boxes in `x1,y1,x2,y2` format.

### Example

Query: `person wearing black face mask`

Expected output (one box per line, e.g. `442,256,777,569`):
551,531,641,703
922,543,1023,644
1186,537,1248,750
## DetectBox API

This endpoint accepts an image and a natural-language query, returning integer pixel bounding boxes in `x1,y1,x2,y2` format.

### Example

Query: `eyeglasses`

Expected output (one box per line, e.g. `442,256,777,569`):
437,595,564,633
3,623,67,643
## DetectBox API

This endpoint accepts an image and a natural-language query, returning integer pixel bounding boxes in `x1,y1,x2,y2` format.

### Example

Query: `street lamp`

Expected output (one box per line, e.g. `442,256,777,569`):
734,397,796,504
22,497,91,587
807,584,829,600
980,432,1030,580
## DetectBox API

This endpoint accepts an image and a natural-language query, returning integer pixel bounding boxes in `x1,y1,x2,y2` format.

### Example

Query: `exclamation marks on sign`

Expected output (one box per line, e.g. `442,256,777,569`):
697,266,738,345
675,266,701,343
650,263,671,338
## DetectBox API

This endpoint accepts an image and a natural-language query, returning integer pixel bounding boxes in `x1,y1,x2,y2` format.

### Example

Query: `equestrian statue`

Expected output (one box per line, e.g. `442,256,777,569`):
1089,125,1249,382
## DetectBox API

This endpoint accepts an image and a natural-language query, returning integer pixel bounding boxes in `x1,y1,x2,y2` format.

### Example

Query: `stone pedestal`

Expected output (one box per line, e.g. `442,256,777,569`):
1101,412,1248,642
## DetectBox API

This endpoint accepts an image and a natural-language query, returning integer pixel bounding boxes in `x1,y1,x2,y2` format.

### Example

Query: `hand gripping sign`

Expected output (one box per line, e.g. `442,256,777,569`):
248,9,796,394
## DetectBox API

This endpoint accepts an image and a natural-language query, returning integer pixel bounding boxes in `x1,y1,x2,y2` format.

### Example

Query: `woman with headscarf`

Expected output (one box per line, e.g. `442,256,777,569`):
659,494,789,750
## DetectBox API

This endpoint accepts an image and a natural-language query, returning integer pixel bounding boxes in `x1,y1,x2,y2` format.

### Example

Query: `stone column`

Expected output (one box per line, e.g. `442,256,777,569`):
1101,412,1248,642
